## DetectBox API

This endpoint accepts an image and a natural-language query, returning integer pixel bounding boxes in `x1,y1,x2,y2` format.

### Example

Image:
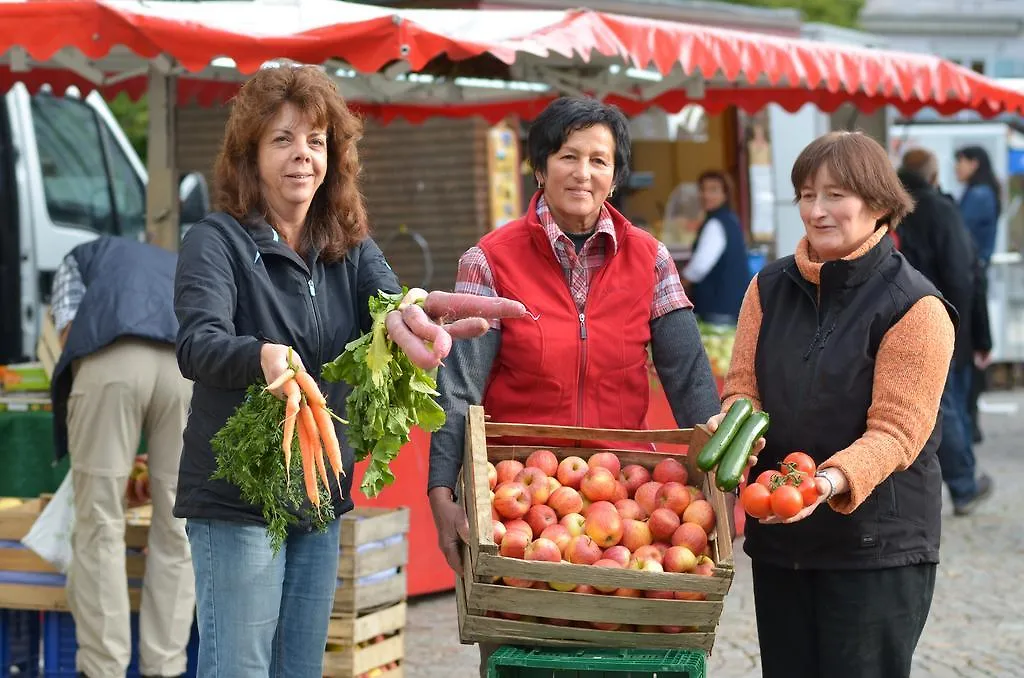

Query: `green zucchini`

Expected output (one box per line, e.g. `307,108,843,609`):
696,398,754,472
715,410,771,492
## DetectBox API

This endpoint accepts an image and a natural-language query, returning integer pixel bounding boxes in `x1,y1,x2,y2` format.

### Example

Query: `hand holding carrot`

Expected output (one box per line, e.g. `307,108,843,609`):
261,344,305,399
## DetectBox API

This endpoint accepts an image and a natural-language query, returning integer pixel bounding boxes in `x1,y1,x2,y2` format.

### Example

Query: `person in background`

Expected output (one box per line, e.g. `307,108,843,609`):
711,131,955,678
50,236,195,678
680,170,751,324
897,149,993,515
954,145,1001,443
427,96,723,677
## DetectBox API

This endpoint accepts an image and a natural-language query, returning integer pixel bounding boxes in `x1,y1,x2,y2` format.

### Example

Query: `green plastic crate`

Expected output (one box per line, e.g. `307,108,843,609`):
486,646,706,678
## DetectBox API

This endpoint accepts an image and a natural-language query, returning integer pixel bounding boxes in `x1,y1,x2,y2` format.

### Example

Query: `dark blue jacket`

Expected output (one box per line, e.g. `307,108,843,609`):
690,207,750,323
51,236,179,461
959,184,999,265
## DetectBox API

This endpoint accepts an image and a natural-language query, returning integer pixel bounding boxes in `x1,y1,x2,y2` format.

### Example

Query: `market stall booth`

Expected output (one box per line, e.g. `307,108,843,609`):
3,0,1024,599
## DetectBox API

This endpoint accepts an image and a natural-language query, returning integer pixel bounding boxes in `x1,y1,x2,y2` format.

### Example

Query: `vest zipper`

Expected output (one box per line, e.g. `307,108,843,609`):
307,277,323,375
577,311,588,433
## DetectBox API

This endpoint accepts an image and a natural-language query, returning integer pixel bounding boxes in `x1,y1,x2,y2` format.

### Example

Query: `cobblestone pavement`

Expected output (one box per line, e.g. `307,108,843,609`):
402,390,1024,678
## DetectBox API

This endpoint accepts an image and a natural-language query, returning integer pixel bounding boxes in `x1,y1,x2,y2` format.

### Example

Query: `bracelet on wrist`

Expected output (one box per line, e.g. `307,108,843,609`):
814,470,838,501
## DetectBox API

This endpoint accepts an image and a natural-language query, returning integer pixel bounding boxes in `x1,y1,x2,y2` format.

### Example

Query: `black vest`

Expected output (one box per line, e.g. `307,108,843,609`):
690,207,750,322
744,235,954,570
51,237,180,461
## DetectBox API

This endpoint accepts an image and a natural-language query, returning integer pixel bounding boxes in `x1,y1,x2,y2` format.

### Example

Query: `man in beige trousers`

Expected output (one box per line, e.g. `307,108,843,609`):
50,235,195,678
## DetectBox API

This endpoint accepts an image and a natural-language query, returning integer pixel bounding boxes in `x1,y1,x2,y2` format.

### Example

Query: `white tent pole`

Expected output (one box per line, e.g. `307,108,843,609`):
145,65,180,252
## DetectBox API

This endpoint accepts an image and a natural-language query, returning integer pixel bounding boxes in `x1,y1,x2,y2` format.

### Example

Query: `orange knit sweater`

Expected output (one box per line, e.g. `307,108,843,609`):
721,228,955,514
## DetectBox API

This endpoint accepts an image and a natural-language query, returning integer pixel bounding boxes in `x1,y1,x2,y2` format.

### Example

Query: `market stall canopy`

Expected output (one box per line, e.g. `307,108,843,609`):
2,0,1023,121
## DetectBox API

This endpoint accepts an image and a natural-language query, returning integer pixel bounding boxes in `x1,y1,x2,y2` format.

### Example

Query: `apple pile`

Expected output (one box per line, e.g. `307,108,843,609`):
337,633,400,678
487,449,718,629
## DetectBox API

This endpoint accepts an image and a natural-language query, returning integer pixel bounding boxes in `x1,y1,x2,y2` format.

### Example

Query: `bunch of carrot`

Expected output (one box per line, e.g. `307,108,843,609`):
267,349,346,508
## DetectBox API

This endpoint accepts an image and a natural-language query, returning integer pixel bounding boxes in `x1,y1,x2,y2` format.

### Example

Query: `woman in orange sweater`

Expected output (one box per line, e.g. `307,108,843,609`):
708,131,955,678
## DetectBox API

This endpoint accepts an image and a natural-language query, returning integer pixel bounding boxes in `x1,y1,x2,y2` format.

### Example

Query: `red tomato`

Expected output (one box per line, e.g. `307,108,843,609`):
782,452,816,477
792,472,821,507
740,483,773,519
769,485,804,520
755,470,782,489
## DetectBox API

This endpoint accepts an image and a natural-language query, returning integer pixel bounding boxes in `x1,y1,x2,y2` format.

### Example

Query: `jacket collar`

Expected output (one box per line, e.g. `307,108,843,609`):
524,190,632,257
794,227,892,290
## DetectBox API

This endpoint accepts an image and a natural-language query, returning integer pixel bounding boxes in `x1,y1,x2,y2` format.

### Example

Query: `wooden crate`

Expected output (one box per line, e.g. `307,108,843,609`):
323,602,406,677
334,508,409,615
455,406,735,653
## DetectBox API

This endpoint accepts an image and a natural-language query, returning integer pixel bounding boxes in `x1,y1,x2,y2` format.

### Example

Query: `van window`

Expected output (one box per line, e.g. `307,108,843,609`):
30,94,144,239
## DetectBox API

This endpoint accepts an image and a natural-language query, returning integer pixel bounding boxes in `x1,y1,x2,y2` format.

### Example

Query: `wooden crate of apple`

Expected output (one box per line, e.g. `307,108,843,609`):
456,406,734,652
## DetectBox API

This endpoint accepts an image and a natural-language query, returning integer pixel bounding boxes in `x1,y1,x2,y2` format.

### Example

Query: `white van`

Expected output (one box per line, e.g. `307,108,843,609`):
0,83,208,364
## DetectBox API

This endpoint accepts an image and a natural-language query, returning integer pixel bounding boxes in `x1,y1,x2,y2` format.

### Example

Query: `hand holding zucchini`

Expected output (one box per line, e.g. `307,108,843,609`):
697,398,771,492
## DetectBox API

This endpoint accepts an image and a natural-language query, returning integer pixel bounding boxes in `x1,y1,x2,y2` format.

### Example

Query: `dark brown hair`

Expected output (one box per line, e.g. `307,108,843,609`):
697,170,733,209
214,64,368,261
791,131,914,228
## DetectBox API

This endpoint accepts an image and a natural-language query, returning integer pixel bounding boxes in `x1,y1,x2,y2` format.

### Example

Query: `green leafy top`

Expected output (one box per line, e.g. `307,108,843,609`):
322,289,447,497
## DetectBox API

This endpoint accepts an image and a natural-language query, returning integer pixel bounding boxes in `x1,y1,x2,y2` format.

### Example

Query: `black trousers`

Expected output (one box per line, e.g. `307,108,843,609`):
751,561,936,678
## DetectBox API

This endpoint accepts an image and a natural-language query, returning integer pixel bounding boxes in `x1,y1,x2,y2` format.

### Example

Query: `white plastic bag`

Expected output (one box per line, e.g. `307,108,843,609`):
22,473,75,573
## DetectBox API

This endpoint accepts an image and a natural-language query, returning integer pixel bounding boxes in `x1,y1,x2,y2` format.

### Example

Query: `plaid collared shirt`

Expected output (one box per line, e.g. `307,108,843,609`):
456,196,691,328
51,253,86,334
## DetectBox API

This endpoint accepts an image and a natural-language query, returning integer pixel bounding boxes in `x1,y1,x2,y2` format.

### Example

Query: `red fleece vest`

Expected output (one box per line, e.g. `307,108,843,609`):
478,195,658,447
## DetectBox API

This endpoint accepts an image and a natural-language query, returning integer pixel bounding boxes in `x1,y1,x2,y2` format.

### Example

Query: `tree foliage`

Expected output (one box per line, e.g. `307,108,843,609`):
721,0,863,29
107,92,149,163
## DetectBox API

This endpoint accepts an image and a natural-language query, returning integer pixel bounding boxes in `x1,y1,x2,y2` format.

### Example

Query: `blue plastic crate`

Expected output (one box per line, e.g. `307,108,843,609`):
43,611,199,677
487,646,706,678
0,609,41,676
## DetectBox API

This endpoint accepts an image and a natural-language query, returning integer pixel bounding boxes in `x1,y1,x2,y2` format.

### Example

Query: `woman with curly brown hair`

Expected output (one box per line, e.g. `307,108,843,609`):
173,65,517,677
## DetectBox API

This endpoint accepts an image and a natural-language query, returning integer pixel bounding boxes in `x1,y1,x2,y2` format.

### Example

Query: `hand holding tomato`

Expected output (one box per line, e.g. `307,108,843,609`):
739,452,843,524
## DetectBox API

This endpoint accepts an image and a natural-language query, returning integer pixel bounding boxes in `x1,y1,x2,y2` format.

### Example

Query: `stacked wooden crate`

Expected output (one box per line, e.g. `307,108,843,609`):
324,506,410,677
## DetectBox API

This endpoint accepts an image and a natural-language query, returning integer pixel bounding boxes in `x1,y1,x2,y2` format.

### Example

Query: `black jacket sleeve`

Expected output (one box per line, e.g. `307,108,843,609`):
650,308,722,427
355,238,402,333
971,252,993,354
931,203,975,333
174,220,265,389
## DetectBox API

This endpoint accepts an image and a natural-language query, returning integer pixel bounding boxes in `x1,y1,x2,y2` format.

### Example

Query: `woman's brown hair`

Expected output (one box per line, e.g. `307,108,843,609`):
791,131,914,228
214,64,368,261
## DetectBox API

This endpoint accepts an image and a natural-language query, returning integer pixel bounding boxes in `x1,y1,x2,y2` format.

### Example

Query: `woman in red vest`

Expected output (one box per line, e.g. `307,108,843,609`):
427,97,723,675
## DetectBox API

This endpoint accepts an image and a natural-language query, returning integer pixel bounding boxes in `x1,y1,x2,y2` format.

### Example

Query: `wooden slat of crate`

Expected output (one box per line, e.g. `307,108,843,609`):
455,570,714,652
338,539,408,578
0,546,146,579
340,507,409,548
334,569,407,614
0,584,142,612
328,602,407,644
0,497,150,551
323,632,404,676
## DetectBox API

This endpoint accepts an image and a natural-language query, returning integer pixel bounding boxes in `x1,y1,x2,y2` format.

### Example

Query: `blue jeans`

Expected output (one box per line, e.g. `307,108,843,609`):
186,518,341,678
936,364,977,502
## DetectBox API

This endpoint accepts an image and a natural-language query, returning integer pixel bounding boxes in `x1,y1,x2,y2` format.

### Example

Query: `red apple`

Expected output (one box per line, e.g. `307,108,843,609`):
559,512,586,537
546,476,562,497
612,482,629,502
582,500,616,518
525,537,562,563
655,481,692,516
524,504,558,537
648,507,681,542
548,486,584,518
587,451,622,478
660,625,686,633
694,555,715,576
644,589,675,600
503,575,534,588
628,554,664,574
526,448,559,477
634,481,663,517
614,587,643,598
493,482,531,520
592,559,624,593
682,500,717,535
632,544,663,564
580,467,618,503
504,519,533,540
565,535,603,565
687,485,705,502
652,457,688,485
663,545,698,573
614,498,646,521
619,464,652,496
575,584,597,595
602,544,632,568
539,524,571,554
492,519,506,545
620,518,653,552
585,509,623,548
487,462,497,491
499,528,529,559
495,459,525,486
671,522,708,556
652,541,670,559
591,620,622,631
556,456,588,489
515,467,551,505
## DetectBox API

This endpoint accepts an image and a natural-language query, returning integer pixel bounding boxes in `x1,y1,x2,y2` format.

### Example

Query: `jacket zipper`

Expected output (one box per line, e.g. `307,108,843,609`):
576,311,588,433
307,277,323,375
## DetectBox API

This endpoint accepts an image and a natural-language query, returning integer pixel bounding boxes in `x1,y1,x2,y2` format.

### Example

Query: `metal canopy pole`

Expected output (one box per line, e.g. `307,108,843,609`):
145,64,180,252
